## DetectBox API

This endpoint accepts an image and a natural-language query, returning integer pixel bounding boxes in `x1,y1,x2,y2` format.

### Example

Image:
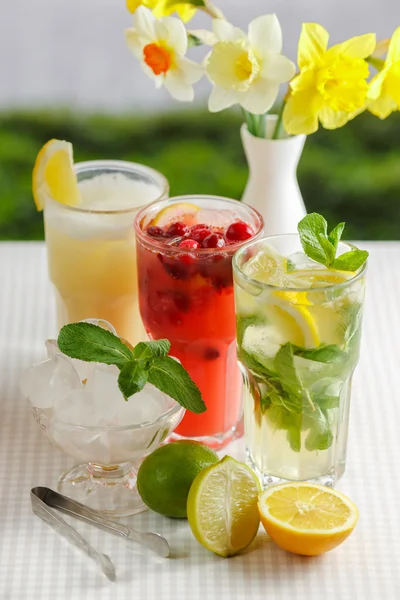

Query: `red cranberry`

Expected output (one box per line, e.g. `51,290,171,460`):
202,233,225,249
190,225,211,244
179,239,200,250
226,221,253,242
166,221,188,238
147,225,165,237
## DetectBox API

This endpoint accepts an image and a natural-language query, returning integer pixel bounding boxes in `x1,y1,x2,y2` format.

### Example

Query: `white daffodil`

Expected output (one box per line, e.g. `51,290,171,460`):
204,14,296,114
125,6,203,101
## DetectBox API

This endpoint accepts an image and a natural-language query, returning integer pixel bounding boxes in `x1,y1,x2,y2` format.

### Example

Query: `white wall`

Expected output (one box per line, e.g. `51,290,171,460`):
1,0,399,112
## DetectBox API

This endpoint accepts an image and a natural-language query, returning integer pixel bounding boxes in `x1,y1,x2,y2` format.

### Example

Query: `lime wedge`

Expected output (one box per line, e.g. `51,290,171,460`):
187,456,261,557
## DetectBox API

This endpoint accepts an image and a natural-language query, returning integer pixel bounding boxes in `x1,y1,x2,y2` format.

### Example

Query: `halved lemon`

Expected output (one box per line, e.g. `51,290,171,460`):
150,202,200,228
258,483,358,556
32,139,81,210
187,456,261,557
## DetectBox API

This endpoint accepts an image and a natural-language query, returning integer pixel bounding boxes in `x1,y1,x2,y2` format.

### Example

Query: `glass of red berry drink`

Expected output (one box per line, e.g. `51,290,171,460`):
134,195,263,449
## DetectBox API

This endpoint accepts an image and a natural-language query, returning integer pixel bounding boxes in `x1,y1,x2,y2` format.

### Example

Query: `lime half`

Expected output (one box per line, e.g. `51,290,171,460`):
187,456,261,557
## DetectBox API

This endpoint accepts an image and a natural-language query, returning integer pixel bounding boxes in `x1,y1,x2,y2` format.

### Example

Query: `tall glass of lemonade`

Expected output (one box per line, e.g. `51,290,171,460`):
233,234,367,487
44,160,168,345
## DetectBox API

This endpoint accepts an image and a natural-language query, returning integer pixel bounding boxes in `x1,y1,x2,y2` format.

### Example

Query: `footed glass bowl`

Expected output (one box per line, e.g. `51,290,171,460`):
32,401,184,517
21,319,185,517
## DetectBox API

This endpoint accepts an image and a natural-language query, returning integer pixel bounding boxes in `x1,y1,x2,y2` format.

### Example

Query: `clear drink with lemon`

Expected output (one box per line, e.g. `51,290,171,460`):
233,225,367,487
33,141,168,345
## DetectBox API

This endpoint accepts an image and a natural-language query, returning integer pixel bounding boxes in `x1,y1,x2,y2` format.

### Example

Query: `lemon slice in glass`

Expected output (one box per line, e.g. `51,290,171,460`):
187,456,261,557
32,139,81,211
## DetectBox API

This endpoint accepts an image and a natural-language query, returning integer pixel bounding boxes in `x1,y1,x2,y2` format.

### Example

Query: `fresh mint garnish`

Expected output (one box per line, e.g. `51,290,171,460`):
298,213,368,272
57,323,206,414
118,359,148,397
292,344,346,364
237,337,348,453
147,356,205,414
58,322,132,368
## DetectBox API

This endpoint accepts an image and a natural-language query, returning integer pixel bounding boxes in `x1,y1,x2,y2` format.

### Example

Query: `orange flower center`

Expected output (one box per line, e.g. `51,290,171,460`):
143,43,172,75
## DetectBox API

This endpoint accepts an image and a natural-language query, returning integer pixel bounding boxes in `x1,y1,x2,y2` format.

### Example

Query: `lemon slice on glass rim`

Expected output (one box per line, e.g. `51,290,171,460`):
150,202,200,228
32,139,81,210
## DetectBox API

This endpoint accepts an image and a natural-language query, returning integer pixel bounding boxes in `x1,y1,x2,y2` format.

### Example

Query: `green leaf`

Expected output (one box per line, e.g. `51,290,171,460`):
314,394,340,409
305,407,333,451
297,213,332,266
328,222,345,254
287,425,301,452
118,359,148,400
133,339,171,360
341,302,363,347
58,322,132,369
293,344,346,364
274,343,303,397
147,356,206,414
332,249,369,272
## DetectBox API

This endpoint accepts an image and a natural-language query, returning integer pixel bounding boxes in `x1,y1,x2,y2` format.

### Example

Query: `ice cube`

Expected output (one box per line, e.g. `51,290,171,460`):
53,388,102,426
242,324,284,363
20,355,81,409
45,337,119,383
116,384,170,425
84,367,123,421
195,209,237,229
287,252,324,273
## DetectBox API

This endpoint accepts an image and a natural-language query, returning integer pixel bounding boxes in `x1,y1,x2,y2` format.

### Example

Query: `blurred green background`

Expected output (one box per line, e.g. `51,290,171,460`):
0,109,399,241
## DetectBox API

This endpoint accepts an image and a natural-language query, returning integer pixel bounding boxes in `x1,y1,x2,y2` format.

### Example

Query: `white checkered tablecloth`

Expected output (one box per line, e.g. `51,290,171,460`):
0,241,399,600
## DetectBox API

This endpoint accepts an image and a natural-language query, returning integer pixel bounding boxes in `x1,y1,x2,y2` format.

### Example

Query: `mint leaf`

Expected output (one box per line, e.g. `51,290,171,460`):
298,213,332,266
328,222,345,254
133,339,170,360
147,356,206,414
314,394,340,410
118,359,148,400
305,407,333,451
58,322,132,368
293,344,346,364
274,344,303,397
332,250,369,272
297,213,368,271
287,425,301,452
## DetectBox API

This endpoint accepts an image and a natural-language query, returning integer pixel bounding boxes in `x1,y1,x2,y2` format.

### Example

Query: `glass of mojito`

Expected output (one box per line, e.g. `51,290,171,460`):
44,160,168,346
233,219,367,487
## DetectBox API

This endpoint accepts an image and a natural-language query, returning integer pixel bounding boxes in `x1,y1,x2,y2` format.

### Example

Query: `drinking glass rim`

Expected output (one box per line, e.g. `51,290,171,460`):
233,233,368,293
45,159,169,216
44,396,184,432
134,194,264,255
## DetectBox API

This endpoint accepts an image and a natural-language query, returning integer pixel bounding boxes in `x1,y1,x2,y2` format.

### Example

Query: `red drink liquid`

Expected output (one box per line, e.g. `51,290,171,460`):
135,197,263,448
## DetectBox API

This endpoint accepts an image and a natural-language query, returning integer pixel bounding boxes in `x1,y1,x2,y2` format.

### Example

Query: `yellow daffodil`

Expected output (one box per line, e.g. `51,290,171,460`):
126,0,196,23
368,27,400,119
283,24,376,135
125,7,203,101
204,15,295,115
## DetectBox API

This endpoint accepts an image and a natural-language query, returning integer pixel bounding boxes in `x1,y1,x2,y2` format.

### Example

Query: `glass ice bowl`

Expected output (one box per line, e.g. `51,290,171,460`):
20,323,185,517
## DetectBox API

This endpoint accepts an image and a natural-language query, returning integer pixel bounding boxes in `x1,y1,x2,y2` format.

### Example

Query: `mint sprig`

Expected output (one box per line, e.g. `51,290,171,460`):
298,213,368,271
57,323,206,414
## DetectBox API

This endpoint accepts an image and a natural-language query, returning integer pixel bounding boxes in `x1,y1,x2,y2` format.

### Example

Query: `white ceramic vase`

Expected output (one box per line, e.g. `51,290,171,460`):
241,115,307,235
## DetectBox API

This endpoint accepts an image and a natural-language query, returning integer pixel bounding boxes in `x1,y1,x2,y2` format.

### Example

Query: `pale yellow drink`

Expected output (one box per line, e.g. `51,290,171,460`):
44,161,168,345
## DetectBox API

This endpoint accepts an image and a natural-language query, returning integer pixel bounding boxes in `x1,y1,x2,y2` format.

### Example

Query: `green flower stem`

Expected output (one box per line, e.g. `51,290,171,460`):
242,110,266,139
272,100,286,140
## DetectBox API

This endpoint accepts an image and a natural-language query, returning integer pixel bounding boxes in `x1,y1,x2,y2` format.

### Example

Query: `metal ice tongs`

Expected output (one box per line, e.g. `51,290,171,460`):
31,487,170,581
